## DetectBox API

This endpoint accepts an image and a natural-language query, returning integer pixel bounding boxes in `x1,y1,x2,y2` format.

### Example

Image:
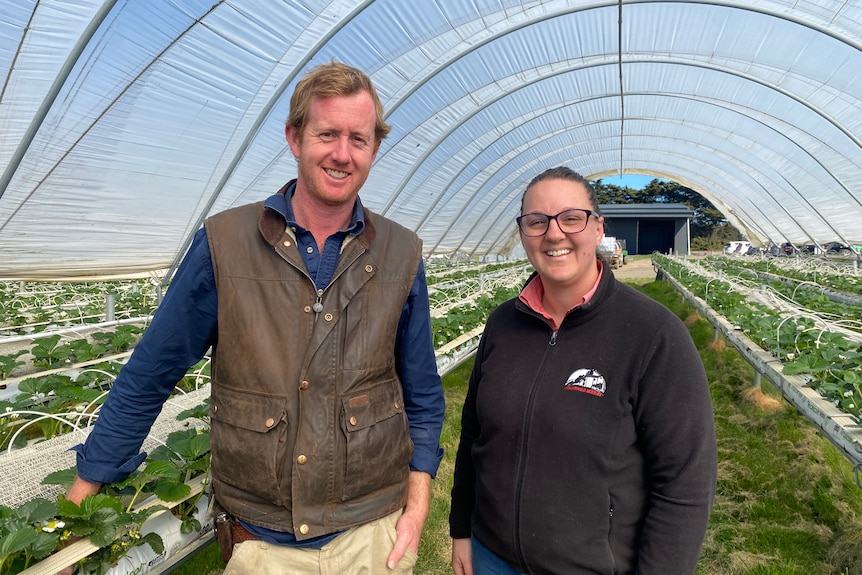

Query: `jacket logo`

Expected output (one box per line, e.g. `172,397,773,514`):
565,368,606,397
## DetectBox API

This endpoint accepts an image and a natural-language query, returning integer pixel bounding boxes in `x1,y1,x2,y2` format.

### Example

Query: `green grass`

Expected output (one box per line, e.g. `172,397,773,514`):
171,279,862,575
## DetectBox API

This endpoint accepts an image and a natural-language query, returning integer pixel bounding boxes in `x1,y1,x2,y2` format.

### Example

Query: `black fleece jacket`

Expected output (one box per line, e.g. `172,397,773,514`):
450,266,717,574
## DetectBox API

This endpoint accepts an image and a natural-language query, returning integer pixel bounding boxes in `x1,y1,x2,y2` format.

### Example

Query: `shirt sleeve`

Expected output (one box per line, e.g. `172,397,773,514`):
395,259,445,478
73,228,218,484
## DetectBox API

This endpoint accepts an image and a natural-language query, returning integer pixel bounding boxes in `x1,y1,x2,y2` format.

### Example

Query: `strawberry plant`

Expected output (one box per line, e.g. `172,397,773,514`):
0,493,164,575
30,334,72,369
92,325,142,354
654,254,862,420
0,351,26,380
67,338,108,363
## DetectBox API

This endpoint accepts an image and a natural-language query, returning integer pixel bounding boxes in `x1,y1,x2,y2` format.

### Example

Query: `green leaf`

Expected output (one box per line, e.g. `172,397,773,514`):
176,398,210,422
180,516,201,535
112,469,159,492
129,505,167,524
783,358,814,375
139,532,165,555
153,480,191,503
80,494,123,516
17,498,58,523
42,467,79,488
143,459,181,480
185,454,211,474
0,527,39,556
184,432,211,459
86,507,124,547
57,493,122,519
28,530,62,560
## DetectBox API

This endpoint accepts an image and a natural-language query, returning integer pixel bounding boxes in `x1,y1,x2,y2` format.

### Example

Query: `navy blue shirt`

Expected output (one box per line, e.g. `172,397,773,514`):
74,187,444,545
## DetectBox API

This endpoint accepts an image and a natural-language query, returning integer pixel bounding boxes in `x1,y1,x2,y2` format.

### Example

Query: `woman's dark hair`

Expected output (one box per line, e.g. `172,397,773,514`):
520,166,600,214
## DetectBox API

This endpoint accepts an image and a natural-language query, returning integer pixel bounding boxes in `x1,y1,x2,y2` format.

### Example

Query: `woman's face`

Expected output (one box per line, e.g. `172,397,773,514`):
519,177,604,292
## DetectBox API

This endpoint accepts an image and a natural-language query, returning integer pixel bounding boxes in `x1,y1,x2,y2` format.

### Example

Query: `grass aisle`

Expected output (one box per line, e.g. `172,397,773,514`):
173,279,862,575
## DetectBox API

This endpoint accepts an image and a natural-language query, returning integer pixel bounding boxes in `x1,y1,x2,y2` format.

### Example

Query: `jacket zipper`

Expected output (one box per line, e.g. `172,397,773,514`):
512,334,557,571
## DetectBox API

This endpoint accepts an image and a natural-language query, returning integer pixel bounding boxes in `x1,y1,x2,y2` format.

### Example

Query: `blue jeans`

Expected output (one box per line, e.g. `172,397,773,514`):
471,536,524,575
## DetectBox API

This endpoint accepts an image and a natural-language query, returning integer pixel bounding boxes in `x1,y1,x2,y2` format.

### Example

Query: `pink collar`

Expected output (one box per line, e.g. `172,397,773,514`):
518,261,603,330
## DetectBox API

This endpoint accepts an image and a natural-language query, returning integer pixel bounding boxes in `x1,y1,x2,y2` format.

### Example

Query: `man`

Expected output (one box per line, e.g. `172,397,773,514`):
64,61,445,574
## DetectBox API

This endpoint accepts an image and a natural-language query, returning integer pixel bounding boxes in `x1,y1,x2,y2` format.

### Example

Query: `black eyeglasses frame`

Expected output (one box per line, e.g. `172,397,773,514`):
516,208,599,237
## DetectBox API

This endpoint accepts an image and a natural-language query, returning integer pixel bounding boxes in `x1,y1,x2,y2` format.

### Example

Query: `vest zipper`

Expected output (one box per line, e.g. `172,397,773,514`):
549,330,557,346
310,248,367,316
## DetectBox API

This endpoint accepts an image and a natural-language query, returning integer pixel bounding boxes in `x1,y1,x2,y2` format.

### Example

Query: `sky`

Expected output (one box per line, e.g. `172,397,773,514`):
598,174,658,190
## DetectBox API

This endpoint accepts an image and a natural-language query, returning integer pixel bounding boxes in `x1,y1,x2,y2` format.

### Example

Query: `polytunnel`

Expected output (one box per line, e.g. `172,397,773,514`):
1,0,861,280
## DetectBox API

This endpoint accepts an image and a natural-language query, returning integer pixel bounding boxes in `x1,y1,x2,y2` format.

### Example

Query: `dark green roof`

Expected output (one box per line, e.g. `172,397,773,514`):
598,203,695,219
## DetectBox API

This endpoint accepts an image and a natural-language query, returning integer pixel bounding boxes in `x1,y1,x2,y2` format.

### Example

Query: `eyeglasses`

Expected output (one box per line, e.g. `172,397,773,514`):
516,208,598,237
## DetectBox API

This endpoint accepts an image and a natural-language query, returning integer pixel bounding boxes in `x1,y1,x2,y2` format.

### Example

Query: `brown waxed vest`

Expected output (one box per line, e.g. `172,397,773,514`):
204,188,422,540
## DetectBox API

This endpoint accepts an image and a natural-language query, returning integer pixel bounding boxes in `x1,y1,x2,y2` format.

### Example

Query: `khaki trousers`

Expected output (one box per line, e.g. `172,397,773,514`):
222,510,417,575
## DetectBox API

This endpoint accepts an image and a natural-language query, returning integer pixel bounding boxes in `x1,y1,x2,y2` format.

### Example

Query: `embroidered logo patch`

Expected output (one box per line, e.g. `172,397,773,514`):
565,368,606,397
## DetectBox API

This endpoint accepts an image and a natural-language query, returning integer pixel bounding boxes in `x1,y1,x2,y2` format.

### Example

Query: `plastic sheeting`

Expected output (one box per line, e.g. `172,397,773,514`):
1,0,860,279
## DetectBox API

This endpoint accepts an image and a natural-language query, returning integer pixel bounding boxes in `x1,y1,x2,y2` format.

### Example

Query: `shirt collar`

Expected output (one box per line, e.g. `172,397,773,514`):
264,180,365,236
519,260,604,330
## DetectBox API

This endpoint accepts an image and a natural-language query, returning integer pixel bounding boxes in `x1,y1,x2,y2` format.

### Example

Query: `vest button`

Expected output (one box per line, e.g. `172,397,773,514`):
304,306,311,313
299,524,309,535
299,380,310,390
297,455,307,465
283,240,291,247
212,405,218,413
365,264,373,273
265,417,275,427
394,400,402,410
324,313,333,321
349,416,357,426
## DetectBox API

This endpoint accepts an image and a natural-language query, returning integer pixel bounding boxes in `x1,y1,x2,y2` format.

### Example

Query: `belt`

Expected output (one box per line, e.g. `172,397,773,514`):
215,509,260,563
230,520,260,544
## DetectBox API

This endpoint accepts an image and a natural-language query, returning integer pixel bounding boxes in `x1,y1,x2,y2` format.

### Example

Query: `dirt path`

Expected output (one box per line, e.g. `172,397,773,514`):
612,255,658,281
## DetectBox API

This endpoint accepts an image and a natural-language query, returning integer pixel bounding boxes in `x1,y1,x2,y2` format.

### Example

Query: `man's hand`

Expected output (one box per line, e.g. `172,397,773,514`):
65,475,102,505
56,476,102,575
386,471,431,570
451,538,473,575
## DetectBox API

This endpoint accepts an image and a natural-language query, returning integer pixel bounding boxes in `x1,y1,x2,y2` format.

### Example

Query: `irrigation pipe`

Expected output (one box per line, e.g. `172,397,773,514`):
0,316,153,345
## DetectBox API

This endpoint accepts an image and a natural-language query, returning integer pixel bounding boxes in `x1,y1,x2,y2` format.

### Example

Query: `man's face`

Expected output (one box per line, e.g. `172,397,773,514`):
286,91,379,208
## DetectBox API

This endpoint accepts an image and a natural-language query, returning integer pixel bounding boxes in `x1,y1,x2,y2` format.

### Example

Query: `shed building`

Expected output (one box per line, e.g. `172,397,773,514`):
599,204,695,257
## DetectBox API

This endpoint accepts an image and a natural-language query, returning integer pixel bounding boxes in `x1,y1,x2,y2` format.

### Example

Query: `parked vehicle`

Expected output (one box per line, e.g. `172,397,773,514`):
780,242,820,256
723,241,750,255
823,241,856,256
600,236,624,268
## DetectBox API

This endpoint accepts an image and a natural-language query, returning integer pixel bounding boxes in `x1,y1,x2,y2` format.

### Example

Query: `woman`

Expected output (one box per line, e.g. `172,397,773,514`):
449,167,717,575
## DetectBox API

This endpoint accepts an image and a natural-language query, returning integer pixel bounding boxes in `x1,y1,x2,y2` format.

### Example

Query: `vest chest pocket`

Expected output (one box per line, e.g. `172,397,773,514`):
340,379,412,501
210,385,288,502
341,282,407,371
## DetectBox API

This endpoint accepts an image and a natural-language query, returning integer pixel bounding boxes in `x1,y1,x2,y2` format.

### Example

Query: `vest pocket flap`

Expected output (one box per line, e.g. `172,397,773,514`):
341,380,404,432
211,385,285,433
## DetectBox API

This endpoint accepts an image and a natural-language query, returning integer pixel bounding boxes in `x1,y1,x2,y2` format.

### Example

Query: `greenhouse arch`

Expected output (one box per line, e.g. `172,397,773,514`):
1,0,860,279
